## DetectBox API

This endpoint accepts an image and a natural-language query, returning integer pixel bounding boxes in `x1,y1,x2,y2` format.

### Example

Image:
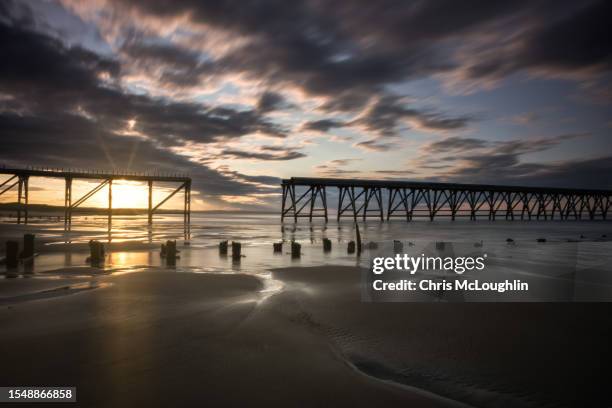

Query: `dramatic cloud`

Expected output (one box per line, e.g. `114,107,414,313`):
66,0,611,107
0,12,285,204
1,0,611,210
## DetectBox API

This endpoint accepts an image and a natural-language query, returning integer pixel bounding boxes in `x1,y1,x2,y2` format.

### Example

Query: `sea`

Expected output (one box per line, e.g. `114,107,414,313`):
1,212,611,302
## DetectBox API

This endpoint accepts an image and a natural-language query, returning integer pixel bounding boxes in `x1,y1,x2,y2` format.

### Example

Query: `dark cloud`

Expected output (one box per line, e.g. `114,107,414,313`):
425,137,489,153
0,15,288,204
357,95,471,136
256,91,292,112
424,134,586,155
462,1,612,82
105,0,612,110
304,95,471,137
354,139,394,152
374,170,416,176
0,112,275,197
0,19,286,143
418,133,608,189
443,154,612,189
329,158,361,166
2,0,611,206
302,119,347,132
221,148,306,161
121,40,202,71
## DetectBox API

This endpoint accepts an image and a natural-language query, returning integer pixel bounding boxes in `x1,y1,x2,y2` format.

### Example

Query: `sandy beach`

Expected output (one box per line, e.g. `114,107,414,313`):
1,214,612,407
0,266,460,407
1,256,611,407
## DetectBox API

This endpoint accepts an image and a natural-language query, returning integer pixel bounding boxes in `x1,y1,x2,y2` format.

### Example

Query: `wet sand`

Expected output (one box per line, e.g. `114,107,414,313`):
1,264,610,407
272,265,612,407
2,216,612,407
0,267,461,408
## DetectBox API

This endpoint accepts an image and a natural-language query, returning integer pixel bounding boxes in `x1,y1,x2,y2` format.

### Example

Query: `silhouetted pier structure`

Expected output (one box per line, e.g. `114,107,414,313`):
0,166,191,227
281,177,612,222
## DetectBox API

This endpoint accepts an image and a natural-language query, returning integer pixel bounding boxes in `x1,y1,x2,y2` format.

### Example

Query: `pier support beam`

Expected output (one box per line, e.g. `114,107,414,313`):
108,179,112,229
16,176,29,224
280,182,327,222
184,180,191,227
64,177,72,227
148,180,153,225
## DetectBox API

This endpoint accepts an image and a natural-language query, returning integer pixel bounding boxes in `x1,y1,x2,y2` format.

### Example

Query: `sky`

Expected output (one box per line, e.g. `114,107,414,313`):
0,0,611,210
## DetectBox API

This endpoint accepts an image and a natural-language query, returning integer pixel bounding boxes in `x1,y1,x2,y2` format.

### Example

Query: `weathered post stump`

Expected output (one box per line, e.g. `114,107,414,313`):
232,241,241,260
347,241,356,254
291,241,301,258
166,240,178,265
5,241,19,269
219,240,228,255
435,241,445,251
21,234,35,259
323,238,332,252
393,240,403,253
273,242,283,253
88,240,105,265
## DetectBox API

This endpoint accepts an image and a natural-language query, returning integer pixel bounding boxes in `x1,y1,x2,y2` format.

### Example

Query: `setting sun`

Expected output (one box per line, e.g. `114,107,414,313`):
106,181,147,209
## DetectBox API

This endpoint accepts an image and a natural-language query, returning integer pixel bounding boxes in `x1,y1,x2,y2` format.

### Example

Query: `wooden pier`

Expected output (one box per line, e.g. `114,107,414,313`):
281,177,612,222
0,166,191,228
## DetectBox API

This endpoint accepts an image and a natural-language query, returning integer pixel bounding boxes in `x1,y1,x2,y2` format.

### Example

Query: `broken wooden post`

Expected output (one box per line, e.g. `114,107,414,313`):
5,241,19,269
435,242,445,251
393,240,403,252
166,240,177,265
166,240,177,256
219,240,228,255
291,241,301,258
347,241,356,254
88,240,105,265
323,238,332,252
273,242,283,253
160,243,167,257
232,241,241,260
21,234,35,259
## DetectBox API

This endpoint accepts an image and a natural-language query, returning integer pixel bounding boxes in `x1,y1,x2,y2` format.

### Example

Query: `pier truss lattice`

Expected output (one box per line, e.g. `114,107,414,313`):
0,166,191,228
281,177,612,222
